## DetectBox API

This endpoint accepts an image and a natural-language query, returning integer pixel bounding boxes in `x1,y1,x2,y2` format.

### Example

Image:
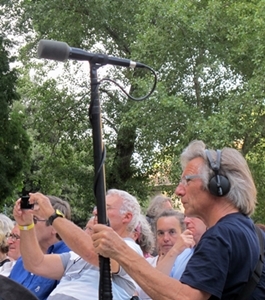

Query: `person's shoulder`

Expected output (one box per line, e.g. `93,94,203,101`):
9,258,27,279
202,213,256,247
123,237,143,256
211,213,252,233
0,260,16,277
9,257,23,271
177,247,194,259
218,212,251,224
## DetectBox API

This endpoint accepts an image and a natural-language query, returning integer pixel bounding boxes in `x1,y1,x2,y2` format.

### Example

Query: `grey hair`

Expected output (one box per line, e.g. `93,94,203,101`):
135,214,155,255
0,214,14,235
180,140,257,216
46,196,72,240
106,189,141,232
146,195,172,218
47,196,71,220
146,195,173,236
0,229,9,254
155,209,185,233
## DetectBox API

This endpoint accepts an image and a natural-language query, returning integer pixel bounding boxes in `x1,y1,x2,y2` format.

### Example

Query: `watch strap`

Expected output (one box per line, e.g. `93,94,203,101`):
48,209,65,226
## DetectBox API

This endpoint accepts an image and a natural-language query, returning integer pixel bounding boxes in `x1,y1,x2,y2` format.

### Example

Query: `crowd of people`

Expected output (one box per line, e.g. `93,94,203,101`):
0,139,264,300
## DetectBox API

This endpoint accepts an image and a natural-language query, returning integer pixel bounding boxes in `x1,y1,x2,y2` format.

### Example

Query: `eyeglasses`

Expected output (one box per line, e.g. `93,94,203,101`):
179,174,201,186
33,216,47,224
6,233,20,241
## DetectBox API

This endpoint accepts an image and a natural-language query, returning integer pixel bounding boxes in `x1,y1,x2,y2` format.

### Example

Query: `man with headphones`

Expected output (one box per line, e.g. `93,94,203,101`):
92,140,265,300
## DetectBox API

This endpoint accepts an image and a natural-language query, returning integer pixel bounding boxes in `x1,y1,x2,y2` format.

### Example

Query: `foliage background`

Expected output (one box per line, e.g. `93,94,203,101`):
1,0,265,225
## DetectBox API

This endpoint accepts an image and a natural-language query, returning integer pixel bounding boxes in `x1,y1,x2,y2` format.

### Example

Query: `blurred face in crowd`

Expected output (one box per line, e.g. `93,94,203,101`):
7,225,21,260
106,194,127,233
93,194,132,235
184,216,206,245
84,217,95,236
33,215,56,250
156,216,182,256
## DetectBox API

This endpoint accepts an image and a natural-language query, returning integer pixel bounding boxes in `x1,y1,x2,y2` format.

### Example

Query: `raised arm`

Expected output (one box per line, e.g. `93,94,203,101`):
92,224,210,300
28,193,119,272
13,200,64,280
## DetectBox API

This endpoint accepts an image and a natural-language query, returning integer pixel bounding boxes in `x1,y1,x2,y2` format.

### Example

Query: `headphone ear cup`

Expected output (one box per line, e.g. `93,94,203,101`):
208,175,231,197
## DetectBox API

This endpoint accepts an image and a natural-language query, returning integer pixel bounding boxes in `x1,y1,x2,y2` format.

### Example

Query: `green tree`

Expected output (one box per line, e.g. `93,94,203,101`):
0,36,31,205
16,67,97,224
3,0,265,222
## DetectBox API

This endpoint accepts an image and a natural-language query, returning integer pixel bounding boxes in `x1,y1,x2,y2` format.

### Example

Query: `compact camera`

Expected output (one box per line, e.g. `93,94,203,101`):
20,195,34,210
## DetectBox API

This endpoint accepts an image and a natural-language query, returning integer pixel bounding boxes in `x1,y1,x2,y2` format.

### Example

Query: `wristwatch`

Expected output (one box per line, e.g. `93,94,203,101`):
48,209,65,226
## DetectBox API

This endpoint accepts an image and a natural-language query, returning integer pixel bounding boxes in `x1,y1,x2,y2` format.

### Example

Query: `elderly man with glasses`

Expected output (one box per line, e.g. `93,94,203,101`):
9,195,71,300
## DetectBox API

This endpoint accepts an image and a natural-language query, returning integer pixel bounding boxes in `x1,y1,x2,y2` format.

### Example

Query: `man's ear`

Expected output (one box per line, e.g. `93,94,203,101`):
123,211,133,224
50,226,60,239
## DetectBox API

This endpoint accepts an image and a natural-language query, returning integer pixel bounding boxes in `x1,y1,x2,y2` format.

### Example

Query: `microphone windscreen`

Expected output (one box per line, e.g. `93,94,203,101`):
37,40,70,62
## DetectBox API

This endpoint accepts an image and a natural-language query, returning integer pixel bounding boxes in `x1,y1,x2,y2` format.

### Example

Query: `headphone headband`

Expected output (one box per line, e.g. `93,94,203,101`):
205,149,230,197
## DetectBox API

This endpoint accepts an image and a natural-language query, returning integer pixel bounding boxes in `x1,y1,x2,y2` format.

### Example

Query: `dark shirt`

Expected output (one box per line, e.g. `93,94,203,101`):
180,213,265,300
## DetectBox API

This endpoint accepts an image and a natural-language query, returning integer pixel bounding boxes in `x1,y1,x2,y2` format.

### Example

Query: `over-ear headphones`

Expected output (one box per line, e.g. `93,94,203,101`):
205,149,231,197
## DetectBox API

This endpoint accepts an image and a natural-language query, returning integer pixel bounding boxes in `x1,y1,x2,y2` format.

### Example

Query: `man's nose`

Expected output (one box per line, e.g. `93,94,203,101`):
184,216,191,224
175,184,185,197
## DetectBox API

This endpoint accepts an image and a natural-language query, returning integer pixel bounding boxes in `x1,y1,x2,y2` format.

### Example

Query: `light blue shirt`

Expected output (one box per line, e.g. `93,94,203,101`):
170,248,194,279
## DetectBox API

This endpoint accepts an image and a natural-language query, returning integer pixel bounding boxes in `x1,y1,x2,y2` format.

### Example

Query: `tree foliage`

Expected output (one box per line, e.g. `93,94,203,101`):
0,35,31,203
2,0,265,222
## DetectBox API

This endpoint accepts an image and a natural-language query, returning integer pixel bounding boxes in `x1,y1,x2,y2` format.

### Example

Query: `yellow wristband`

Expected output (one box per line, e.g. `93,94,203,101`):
18,223,34,231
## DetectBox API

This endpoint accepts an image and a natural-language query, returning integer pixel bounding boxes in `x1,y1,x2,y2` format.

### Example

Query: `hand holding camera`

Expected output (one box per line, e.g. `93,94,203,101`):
20,195,34,210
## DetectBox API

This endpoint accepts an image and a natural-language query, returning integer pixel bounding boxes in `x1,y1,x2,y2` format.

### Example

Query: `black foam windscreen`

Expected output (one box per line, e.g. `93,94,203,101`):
38,40,70,62
205,149,231,197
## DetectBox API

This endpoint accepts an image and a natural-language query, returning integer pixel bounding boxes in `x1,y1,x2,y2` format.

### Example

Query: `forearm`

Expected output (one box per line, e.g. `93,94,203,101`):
157,231,195,275
156,249,180,275
92,225,209,300
112,245,183,300
114,245,209,300
20,227,45,272
52,217,98,265
54,221,124,274
28,193,99,266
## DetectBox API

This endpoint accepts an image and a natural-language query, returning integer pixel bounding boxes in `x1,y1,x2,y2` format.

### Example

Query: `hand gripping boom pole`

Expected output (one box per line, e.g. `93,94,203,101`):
89,63,112,300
